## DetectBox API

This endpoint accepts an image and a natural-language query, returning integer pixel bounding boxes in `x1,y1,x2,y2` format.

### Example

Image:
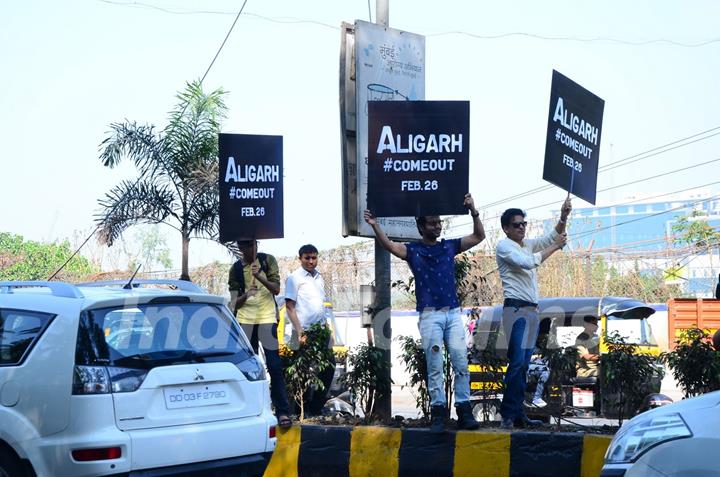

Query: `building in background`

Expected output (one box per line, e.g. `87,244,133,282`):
545,189,720,297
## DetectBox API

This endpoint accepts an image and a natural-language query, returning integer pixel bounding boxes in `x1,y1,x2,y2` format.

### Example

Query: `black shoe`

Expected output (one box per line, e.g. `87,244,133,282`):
455,401,480,430
430,405,446,434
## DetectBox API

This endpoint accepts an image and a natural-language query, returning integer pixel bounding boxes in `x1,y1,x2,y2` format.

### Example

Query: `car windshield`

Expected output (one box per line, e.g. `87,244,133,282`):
76,302,254,369
606,317,657,346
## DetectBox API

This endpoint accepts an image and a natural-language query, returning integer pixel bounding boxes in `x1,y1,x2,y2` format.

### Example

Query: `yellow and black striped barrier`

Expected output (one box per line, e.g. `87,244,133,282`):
264,425,611,477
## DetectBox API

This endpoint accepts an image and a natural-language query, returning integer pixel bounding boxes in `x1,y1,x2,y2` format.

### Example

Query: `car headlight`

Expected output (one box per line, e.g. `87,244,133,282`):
605,413,692,463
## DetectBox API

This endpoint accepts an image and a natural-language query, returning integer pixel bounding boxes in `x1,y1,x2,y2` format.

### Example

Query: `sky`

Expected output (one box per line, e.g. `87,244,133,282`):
2,0,720,270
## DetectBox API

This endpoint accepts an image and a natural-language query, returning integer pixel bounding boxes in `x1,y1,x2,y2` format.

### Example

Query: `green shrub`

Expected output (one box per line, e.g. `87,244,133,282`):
282,323,334,420
396,335,430,418
662,327,720,398
537,333,578,385
0,232,97,281
603,331,664,425
341,343,392,421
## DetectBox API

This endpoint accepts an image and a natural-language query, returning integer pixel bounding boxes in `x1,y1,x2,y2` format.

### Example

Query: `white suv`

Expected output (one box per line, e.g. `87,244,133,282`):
0,280,277,477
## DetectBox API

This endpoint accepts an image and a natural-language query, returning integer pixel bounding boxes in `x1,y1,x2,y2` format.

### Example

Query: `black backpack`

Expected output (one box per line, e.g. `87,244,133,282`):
232,252,270,294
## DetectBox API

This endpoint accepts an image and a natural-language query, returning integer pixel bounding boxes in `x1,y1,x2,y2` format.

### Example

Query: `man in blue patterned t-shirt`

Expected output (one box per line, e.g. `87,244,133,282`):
364,193,485,433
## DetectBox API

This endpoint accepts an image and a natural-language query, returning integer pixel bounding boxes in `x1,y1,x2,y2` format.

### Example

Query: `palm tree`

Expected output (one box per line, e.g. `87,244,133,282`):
96,80,227,281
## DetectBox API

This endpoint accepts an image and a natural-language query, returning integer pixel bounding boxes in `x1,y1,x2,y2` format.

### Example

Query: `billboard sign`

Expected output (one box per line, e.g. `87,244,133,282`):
367,100,469,217
350,20,425,238
218,133,283,242
542,70,604,204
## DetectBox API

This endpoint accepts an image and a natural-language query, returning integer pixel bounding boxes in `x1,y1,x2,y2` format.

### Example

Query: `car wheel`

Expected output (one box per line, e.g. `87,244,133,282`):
472,401,502,422
0,447,25,477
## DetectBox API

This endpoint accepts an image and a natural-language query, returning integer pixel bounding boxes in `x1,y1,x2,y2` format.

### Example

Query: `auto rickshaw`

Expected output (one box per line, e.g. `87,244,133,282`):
468,296,664,422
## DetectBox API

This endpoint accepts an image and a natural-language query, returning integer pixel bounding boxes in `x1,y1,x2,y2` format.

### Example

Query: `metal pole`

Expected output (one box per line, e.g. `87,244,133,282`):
372,0,392,421
376,0,389,27
373,244,392,419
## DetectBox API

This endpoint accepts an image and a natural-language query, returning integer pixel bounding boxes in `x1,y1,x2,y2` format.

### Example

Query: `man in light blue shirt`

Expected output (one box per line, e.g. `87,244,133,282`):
496,198,570,428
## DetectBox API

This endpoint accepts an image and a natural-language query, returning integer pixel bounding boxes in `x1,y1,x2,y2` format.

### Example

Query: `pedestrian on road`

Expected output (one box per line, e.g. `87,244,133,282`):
364,193,485,433
229,239,292,428
525,351,550,408
496,197,570,429
284,244,336,417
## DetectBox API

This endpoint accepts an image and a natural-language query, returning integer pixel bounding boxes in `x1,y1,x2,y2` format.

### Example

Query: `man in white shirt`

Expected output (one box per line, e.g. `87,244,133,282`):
496,198,570,428
284,244,334,416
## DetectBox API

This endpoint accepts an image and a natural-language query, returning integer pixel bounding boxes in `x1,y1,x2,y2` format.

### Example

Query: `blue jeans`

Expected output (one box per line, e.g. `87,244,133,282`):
418,308,471,407
499,306,540,421
527,362,550,401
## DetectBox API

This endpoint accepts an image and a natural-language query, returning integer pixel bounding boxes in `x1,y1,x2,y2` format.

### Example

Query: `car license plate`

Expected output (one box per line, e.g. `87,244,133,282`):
163,383,231,409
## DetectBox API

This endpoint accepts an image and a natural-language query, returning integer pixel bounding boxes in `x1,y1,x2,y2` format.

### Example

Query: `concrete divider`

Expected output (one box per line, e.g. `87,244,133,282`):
263,425,612,477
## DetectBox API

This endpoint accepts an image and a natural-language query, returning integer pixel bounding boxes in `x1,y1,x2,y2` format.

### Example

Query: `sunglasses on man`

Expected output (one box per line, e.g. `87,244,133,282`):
510,221,528,229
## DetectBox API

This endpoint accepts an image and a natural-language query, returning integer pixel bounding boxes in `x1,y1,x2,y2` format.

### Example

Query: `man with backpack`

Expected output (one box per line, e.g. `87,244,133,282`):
229,239,291,428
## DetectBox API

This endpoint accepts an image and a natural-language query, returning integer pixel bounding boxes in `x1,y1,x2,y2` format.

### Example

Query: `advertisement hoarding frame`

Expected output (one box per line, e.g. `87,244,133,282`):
339,20,425,239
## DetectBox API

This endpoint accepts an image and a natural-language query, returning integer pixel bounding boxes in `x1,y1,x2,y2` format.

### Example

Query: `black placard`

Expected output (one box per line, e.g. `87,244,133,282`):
367,101,469,217
542,70,604,204
218,134,283,242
